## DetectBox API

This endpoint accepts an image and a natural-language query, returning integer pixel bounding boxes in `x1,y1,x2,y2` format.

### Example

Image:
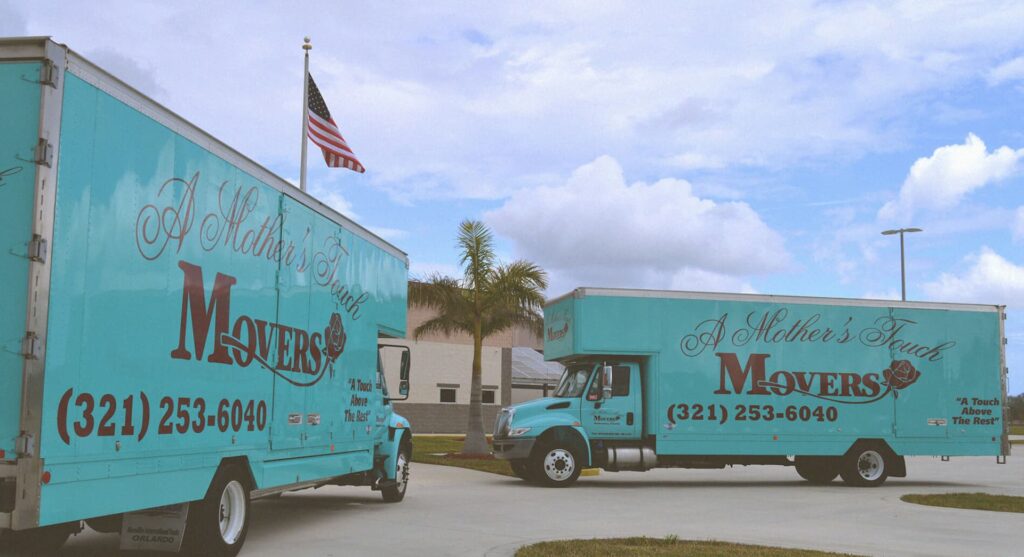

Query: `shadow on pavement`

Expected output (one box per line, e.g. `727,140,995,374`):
54,489,388,556
507,478,981,490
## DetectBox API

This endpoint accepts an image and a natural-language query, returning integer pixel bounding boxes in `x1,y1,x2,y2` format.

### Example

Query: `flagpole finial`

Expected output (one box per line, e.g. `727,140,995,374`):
303,36,312,51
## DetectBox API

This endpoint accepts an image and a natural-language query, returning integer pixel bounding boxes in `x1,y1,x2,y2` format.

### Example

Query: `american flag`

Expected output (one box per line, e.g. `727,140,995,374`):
306,73,365,173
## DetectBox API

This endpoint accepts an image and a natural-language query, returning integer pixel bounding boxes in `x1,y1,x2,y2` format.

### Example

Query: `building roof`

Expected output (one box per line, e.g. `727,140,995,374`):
511,347,564,385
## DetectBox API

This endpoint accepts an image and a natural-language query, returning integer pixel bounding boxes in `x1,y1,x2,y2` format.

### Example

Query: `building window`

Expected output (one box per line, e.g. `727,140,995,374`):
482,390,496,404
439,388,456,403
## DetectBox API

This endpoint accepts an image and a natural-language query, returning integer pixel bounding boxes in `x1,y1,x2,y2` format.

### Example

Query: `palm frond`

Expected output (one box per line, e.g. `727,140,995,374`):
457,220,496,290
409,275,475,339
409,274,464,310
484,260,548,311
476,260,548,339
413,314,473,339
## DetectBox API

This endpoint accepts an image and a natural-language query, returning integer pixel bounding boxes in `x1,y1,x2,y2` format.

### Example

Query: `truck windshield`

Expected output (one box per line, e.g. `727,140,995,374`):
553,365,593,398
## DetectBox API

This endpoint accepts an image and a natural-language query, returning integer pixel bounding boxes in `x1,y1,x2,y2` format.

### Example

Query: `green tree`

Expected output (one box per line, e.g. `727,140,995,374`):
1009,394,1023,423
409,220,548,455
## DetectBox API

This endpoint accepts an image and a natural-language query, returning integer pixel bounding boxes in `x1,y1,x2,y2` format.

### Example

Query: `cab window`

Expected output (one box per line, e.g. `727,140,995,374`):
586,365,631,399
611,366,630,396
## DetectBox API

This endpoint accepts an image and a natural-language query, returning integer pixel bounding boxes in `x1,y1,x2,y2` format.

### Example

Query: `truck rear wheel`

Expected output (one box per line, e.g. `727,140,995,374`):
182,465,251,556
530,441,582,487
794,456,839,485
839,445,888,487
381,445,410,503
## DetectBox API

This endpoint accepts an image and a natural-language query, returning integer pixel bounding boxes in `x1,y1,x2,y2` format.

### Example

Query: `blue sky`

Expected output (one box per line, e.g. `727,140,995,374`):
5,1,1023,393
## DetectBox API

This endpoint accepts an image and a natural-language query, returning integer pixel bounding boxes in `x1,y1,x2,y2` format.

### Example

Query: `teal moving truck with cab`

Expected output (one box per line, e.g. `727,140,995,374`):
1,38,413,555
494,288,1010,487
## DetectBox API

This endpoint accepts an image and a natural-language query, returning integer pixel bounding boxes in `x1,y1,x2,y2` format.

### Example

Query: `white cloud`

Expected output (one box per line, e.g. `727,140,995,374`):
486,155,788,293
14,2,1024,204
368,226,407,241
0,0,26,36
879,134,1024,221
670,268,757,294
308,186,357,219
1014,206,1024,242
988,56,1024,85
923,247,1024,306
862,289,901,301
87,49,166,100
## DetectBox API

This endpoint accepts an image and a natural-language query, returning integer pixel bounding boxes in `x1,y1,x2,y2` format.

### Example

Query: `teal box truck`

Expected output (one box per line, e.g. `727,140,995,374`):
1,38,413,555
494,288,1010,487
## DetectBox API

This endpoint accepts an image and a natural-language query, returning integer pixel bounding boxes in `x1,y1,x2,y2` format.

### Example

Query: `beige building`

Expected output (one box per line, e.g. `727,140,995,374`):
387,304,563,433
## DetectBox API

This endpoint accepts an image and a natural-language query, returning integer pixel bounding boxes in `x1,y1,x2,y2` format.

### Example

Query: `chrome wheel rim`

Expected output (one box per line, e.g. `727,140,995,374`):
218,480,246,544
395,453,409,494
857,450,884,481
543,448,575,482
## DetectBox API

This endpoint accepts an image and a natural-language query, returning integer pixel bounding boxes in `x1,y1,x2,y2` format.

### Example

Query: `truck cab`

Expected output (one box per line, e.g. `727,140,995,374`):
493,361,644,485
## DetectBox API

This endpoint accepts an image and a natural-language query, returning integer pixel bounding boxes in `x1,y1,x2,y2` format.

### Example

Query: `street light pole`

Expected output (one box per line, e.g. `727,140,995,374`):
881,227,922,301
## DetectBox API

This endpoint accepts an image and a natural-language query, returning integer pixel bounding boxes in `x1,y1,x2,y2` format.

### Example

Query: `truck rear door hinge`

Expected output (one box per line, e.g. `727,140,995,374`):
15,433,35,457
22,332,42,360
28,235,48,263
40,59,60,88
33,138,54,167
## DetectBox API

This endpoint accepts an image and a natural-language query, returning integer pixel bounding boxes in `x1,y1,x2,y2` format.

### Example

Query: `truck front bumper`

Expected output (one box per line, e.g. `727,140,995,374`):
492,437,535,460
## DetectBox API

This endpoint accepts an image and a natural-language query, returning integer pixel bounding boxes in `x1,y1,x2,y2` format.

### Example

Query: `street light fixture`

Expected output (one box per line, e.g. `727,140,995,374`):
881,227,923,301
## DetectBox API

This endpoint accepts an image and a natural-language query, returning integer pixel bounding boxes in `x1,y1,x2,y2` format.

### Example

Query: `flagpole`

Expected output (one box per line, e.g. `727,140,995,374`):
300,36,312,192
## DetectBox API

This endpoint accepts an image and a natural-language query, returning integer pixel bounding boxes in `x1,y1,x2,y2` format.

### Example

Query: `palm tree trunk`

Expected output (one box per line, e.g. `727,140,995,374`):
462,319,489,455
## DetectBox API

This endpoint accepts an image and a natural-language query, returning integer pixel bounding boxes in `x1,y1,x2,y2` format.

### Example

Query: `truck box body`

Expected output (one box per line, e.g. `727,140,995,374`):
495,287,1008,486
1,37,411,538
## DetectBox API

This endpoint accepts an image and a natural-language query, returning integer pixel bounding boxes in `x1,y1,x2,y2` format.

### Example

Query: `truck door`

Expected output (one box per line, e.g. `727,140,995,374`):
0,61,42,459
581,364,641,439
269,197,314,451
893,360,948,438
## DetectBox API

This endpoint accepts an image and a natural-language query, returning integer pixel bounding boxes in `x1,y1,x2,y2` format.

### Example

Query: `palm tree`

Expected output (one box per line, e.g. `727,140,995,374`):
409,220,548,455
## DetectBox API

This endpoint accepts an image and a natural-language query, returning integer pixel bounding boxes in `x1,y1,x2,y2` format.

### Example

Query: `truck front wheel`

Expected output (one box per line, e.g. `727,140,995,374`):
839,446,889,487
530,442,581,487
794,456,839,485
381,445,410,503
182,465,251,556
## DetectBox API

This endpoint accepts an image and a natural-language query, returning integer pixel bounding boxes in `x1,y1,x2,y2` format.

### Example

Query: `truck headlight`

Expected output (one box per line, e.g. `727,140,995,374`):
509,427,532,437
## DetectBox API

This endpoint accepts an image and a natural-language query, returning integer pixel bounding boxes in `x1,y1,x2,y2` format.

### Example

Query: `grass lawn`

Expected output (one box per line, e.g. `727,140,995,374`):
1010,424,1024,436
515,537,859,557
411,435,514,477
901,493,1024,513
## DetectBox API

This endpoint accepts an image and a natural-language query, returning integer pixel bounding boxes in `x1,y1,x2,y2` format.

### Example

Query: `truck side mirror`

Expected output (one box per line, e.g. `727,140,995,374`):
379,344,411,401
602,365,613,400
400,349,410,381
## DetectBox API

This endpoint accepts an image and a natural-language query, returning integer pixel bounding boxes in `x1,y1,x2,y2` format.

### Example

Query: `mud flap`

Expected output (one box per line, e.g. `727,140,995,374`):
119,503,189,553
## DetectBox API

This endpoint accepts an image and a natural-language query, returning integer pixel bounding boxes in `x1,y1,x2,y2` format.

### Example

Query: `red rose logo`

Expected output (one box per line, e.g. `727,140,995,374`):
325,312,346,363
883,360,920,390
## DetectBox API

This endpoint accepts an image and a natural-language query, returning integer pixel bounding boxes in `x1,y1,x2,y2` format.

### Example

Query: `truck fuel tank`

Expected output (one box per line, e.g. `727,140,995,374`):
605,446,658,471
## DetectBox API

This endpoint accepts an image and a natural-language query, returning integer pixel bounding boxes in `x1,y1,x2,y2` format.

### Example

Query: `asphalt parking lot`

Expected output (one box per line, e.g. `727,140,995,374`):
57,455,1022,556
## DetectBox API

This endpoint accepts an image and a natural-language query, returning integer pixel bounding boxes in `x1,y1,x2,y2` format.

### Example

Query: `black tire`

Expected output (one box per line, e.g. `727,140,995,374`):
0,522,77,556
182,464,251,557
528,440,582,487
794,456,839,485
839,445,889,487
381,444,410,503
510,459,534,482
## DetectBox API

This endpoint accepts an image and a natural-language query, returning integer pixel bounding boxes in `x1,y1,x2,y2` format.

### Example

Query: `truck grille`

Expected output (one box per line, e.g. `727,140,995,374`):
494,409,512,439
